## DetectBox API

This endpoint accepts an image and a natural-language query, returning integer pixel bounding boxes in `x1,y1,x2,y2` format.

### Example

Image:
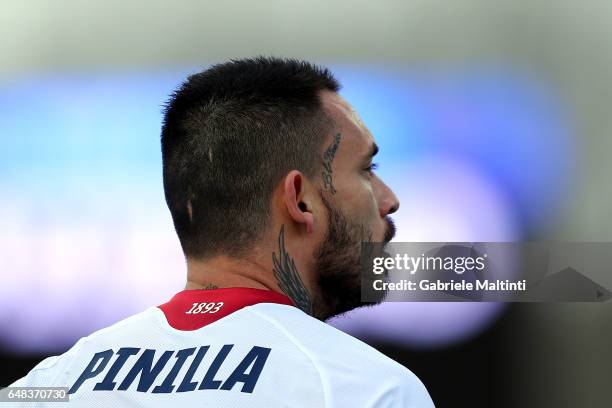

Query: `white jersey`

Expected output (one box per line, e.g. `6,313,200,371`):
10,288,434,407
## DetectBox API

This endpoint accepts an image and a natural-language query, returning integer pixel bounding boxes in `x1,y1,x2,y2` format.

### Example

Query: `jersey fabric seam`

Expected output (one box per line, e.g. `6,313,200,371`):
245,306,330,408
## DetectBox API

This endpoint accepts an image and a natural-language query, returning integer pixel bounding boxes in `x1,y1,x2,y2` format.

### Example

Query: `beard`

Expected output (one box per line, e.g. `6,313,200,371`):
312,194,396,320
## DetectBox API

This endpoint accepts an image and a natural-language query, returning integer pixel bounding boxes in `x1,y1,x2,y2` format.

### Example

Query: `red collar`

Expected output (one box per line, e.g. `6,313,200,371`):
158,287,294,330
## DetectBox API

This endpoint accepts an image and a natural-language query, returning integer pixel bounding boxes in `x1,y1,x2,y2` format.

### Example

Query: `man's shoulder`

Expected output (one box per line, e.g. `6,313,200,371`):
45,307,160,360
76,307,161,347
246,303,434,407
10,308,158,387
246,303,408,374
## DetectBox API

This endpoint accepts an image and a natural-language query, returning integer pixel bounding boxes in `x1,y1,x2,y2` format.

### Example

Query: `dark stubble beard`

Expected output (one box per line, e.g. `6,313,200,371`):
312,194,396,320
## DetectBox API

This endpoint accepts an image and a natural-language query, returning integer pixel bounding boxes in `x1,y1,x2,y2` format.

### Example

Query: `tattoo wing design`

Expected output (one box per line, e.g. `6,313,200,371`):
272,225,313,315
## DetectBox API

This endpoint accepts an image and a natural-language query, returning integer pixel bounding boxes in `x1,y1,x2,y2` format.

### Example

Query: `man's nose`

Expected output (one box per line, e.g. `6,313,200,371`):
376,178,400,217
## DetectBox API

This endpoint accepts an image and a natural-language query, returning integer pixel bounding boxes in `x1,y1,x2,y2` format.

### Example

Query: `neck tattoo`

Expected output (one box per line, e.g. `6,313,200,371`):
272,225,313,315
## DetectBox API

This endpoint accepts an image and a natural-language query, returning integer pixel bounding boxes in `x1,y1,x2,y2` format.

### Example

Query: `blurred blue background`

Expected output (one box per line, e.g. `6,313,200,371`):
0,67,575,351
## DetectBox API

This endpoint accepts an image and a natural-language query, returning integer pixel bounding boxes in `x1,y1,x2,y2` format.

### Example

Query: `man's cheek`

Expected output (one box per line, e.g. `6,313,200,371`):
339,178,377,216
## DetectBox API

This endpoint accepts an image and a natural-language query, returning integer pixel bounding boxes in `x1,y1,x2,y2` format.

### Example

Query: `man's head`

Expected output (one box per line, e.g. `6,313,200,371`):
162,57,399,319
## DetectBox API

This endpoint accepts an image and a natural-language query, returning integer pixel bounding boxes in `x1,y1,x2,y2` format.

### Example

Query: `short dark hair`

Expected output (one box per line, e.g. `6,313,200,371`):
161,56,341,259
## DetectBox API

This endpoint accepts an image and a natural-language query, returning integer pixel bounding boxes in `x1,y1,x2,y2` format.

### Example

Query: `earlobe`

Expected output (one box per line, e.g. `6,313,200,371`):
303,211,314,234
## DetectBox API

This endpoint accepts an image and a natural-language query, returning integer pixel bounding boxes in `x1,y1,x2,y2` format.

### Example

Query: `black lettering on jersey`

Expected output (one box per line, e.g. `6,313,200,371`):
94,347,139,391
68,345,271,395
152,347,196,393
177,345,209,392
117,349,174,392
68,349,113,394
199,344,233,390
221,346,271,393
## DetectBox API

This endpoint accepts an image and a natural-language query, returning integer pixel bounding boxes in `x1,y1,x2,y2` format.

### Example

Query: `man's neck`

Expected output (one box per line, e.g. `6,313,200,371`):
185,254,280,293
184,223,319,317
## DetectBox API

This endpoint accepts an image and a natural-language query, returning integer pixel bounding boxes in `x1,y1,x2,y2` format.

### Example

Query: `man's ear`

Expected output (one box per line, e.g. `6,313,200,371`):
283,170,315,234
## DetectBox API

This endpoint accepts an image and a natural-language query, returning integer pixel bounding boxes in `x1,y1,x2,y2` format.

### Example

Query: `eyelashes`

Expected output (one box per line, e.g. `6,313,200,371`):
365,162,379,174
